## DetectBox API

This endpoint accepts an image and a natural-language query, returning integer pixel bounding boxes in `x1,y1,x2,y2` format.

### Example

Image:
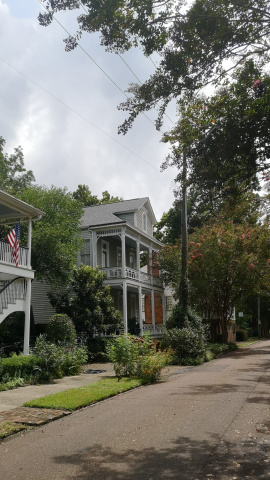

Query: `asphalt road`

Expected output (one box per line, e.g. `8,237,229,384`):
1,340,270,480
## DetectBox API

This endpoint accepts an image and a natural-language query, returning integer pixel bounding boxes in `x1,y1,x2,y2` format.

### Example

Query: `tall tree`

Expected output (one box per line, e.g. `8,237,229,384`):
0,137,35,194
159,221,270,342
38,1,270,131
19,186,83,285
73,185,123,206
48,265,123,340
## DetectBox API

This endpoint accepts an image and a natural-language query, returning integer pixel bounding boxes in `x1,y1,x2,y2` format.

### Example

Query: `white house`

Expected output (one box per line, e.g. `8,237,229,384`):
0,190,43,354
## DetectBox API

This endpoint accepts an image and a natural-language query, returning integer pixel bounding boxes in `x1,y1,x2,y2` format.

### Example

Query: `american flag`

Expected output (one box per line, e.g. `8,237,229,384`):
6,222,21,267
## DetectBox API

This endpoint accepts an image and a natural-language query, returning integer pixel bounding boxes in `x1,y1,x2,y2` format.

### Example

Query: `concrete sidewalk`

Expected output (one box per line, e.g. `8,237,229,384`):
0,362,183,413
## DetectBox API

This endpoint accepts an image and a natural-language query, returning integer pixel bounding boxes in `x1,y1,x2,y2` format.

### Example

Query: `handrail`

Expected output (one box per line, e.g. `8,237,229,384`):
0,277,27,314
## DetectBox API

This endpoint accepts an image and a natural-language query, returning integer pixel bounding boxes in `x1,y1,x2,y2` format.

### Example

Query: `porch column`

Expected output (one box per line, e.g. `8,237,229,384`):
136,240,140,280
27,218,32,267
23,279,31,355
138,285,143,335
121,227,126,278
123,280,128,333
92,231,97,267
149,250,153,285
151,289,155,333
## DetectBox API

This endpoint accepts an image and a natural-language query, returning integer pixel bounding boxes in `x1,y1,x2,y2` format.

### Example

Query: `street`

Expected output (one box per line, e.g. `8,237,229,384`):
1,340,270,479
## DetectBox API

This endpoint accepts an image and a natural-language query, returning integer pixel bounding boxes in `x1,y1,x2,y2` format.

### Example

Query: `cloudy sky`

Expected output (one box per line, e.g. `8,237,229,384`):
0,0,180,221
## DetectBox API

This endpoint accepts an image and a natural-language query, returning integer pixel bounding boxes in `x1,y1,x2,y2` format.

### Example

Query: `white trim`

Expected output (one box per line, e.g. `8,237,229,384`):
102,240,110,268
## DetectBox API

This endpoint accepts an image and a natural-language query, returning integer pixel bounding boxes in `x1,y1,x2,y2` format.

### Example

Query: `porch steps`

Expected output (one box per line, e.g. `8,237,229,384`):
0,278,27,319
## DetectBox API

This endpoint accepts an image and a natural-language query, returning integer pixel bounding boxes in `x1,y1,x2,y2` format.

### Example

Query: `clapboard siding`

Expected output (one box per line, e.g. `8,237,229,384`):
31,279,55,325
117,212,135,225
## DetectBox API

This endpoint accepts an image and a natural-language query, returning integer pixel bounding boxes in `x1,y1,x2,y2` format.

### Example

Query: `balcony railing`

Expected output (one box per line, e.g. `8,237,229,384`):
101,266,163,287
0,241,29,268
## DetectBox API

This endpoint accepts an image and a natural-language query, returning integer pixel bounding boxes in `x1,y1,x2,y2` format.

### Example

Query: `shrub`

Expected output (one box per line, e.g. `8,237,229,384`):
33,335,87,381
46,314,76,346
236,329,248,341
161,324,207,364
0,354,37,382
106,334,172,382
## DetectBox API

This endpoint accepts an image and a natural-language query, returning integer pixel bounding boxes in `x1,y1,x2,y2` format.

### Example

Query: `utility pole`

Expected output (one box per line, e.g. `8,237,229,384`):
180,151,188,317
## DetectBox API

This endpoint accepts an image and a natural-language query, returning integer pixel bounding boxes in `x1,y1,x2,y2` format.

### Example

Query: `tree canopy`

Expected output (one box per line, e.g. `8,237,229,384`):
48,265,123,340
20,185,83,285
0,137,35,194
73,184,123,206
38,0,270,130
158,221,270,342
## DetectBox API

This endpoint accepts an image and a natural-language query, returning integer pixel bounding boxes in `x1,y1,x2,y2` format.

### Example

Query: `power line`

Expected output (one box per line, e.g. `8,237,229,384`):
36,0,162,132
0,55,174,181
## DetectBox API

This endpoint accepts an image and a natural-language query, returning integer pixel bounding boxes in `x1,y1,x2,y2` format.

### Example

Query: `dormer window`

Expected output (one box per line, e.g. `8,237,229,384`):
142,212,147,232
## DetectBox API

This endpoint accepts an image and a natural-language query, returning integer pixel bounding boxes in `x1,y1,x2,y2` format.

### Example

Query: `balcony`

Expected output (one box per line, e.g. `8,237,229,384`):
101,266,163,287
0,241,29,268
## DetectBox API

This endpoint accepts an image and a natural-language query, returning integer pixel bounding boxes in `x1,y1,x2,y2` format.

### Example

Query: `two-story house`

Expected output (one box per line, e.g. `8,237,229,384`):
0,190,43,354
79,198,165,335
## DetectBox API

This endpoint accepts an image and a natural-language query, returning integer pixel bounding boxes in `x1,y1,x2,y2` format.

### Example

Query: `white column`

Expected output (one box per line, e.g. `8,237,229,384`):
92,231,97,267
138,285,143,335
149,250,153,285
151,289,155,332
136,240,140,279
121,227,126,278
27,218,32,267
23,279,31,355
123,280,128,333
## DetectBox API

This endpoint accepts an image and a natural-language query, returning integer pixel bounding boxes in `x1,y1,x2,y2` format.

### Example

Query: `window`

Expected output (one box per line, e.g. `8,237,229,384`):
166,296,173,311
80,239,90,265
142,212,147,232
102,241,109,268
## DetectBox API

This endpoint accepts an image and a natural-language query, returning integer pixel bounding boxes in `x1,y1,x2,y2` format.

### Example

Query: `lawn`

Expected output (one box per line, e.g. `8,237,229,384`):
24,377,143,411
0,421,27,438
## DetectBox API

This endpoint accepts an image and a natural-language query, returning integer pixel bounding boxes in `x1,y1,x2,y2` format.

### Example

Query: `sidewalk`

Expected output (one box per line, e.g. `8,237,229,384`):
0,363,183,413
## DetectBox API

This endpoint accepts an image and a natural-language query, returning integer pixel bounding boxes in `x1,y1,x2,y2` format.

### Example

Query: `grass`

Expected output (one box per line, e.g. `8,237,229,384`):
0,421,27,439
237,337,259,348
23,377,143,411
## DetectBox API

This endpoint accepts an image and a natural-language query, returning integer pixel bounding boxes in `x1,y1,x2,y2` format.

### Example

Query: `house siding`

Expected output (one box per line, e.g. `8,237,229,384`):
136,207,153,236
79,229,92,267
117,212,135,225
31,279,55,325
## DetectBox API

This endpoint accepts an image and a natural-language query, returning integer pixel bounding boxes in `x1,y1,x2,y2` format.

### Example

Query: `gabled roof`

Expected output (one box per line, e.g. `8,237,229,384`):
0,190,44,221
81,197,157,228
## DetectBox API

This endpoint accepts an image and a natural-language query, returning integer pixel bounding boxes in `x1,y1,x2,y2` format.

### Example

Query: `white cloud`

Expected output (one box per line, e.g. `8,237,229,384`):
0,1,179,220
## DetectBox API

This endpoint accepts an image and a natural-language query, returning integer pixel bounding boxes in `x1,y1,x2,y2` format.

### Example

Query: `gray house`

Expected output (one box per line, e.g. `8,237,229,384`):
32,197,166,335
79,198,165,334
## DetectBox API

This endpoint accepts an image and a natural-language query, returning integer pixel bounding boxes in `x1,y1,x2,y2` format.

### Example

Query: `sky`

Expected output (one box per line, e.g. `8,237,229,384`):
0,0,180,221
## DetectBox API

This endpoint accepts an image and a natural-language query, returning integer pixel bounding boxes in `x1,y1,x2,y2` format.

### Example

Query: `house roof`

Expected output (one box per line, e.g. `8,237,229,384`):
81,197,157,228
0,190,44,221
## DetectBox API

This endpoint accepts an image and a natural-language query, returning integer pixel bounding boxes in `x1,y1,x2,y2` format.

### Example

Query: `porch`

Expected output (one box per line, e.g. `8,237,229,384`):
101,266,163,287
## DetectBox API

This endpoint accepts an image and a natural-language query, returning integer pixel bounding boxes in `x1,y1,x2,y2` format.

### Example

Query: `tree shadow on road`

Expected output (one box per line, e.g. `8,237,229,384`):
53,434,270,480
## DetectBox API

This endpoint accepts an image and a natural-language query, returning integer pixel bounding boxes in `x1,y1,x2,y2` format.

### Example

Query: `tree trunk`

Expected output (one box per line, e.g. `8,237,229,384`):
180,151,188,317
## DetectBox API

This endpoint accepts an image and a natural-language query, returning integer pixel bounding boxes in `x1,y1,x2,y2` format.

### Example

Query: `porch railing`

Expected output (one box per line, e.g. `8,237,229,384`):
0,241,29,268
101,266,163,287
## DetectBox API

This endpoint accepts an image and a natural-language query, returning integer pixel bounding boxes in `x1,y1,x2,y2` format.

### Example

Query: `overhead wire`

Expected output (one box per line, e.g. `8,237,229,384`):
0,55,174,181
36,0,162,132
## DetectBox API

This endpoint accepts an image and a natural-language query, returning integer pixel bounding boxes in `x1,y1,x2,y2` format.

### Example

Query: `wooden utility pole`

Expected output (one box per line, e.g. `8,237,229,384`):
180,151,188,317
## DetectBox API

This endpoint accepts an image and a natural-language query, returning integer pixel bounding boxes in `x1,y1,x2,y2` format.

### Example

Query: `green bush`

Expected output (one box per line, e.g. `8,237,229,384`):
106,334,172,382
33,335,87,381
0,354,37,382
161,325,207,364
236,329,248,341
46,314,76,346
